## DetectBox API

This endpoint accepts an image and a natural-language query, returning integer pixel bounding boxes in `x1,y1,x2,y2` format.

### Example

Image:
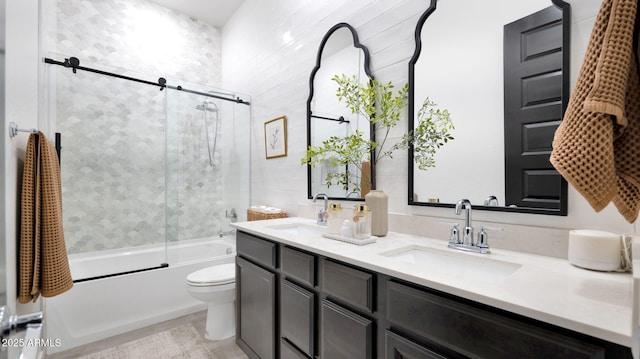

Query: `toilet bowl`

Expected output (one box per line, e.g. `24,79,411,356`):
186,263,236,340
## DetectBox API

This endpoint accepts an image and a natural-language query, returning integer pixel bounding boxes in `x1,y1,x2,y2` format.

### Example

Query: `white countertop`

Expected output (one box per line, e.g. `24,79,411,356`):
232,217,634,348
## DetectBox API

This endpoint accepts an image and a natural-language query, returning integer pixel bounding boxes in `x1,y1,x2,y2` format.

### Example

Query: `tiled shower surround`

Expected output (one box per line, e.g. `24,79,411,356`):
45,0,249,254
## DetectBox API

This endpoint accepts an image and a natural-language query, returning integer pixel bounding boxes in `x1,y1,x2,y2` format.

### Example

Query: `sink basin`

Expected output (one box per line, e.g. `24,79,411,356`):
267,223,325,236
380,245,521,283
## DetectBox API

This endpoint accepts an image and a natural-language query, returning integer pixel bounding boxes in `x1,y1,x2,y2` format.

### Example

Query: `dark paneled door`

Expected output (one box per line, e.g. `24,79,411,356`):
503,5,567,213
236,257,276,359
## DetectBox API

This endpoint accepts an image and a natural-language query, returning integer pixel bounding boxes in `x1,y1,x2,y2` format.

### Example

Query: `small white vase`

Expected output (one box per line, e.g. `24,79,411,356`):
365,190,388,236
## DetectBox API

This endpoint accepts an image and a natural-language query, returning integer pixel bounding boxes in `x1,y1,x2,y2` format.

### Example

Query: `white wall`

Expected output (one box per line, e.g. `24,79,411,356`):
222,0,423,209
5,0,40,316
222,0,636,246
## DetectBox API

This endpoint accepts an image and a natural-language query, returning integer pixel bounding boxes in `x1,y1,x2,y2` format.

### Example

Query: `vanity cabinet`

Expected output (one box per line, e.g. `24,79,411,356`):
236,231,631,359
236,232,378,359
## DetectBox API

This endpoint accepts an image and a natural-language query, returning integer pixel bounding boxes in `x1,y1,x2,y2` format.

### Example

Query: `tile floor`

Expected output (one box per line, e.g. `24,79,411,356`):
48,311,248,359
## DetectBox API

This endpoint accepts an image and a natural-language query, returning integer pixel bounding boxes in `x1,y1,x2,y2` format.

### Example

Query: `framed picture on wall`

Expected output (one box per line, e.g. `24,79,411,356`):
264,115,288,159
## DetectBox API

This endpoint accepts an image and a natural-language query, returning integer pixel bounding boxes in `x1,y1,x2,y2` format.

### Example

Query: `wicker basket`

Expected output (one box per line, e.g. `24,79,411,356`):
247,208,287,221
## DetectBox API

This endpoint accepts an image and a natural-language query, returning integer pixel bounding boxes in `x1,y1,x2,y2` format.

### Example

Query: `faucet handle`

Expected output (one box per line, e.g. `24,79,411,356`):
477,225,503,249
439,221,460,244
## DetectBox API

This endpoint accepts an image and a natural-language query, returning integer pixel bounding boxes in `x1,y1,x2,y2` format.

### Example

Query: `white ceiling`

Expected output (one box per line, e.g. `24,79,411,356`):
147,0,246,27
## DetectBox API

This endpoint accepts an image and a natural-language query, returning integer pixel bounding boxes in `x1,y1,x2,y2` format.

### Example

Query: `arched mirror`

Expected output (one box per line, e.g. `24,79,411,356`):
306,23,374,200
408,0,570,215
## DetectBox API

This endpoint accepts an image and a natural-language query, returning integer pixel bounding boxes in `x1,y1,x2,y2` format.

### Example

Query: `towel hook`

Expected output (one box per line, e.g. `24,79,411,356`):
9,122,37,138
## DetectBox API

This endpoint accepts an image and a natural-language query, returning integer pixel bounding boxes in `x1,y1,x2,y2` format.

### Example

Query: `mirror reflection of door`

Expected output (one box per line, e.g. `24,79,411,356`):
409,0,569,214
504,5,567,213
307,23,374,200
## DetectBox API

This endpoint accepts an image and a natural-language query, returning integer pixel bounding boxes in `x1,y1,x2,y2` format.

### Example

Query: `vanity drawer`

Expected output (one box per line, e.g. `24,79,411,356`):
281,246,315,287
322,259,374,313
386,281,605,359
236,231,277,269
281,280,315,357
385,331,446,359
321,299,373,359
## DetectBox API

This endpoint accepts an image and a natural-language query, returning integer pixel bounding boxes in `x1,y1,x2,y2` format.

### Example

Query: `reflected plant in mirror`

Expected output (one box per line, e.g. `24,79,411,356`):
400,98,455,171
302,74,408,193
302,127,370,192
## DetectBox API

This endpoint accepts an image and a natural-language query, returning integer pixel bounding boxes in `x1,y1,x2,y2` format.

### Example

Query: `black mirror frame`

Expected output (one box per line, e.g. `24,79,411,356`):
306,22,375,201
407,0,571,215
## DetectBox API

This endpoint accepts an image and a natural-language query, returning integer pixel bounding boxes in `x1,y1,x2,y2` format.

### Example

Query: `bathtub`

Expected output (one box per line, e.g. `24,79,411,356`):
45,236,236,354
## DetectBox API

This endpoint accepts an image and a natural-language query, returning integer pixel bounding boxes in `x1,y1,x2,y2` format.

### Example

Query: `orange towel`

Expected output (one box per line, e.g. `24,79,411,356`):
18,132,73,303
550,0,640,222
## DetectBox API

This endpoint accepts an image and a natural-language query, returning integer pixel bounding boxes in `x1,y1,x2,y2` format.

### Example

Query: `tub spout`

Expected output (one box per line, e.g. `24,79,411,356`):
219,229,236,237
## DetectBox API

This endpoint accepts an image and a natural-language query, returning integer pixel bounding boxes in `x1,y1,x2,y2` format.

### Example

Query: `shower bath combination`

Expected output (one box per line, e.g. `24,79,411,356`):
195,99,220,166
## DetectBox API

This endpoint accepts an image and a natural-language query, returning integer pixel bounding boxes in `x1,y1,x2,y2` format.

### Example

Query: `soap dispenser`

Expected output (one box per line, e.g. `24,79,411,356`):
327,203,343,234
352,204,371,239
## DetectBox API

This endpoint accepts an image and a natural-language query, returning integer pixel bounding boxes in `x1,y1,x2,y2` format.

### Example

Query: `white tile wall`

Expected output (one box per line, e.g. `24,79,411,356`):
222,0,638,259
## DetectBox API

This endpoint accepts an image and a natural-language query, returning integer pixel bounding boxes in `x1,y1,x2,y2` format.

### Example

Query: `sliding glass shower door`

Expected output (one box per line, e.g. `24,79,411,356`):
46,57,168,281
44,56,250,281
165,80,251,264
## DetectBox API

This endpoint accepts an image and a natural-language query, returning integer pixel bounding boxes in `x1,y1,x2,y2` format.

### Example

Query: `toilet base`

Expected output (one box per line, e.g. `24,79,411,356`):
204,300,235,341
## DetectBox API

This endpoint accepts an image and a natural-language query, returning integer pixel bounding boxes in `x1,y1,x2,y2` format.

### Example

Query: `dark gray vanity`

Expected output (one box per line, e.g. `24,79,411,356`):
235,230,632,359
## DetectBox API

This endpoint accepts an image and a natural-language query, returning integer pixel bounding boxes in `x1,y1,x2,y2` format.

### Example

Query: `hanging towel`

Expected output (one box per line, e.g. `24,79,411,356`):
18,132,73,303
550,0,640,223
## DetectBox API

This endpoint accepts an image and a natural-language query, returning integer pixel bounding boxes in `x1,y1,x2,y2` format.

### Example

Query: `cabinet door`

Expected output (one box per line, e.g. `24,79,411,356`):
321,299,373,359
281,280,315,357
237,257,276,359
387,281,606,359
385,331,446,359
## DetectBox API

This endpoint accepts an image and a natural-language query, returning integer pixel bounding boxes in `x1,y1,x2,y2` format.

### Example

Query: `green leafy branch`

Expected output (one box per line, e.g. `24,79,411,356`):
332,74,408,163
302,74,454,192
300,129,372,191
395,97,455,170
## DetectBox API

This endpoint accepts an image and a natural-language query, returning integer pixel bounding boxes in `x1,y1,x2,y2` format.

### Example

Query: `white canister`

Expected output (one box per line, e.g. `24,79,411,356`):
568,230,622,271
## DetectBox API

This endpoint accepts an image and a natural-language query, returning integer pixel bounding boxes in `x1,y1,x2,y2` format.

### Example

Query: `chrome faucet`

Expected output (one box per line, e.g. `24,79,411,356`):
345,190,359,198
312,193,329,226
219,209,238,237
447,199,492,254
455,199,474,246
483,195,499,206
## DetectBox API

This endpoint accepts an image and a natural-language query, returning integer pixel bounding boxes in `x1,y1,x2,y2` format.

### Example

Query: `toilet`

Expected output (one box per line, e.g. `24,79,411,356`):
186,263,236,340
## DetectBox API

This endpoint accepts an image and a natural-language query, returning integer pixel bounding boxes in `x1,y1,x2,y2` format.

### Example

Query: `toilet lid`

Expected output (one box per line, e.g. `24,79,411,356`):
187,263,235,286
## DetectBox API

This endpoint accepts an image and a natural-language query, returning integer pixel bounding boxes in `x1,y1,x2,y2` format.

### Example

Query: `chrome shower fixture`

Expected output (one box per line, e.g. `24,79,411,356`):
196,99,220,166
